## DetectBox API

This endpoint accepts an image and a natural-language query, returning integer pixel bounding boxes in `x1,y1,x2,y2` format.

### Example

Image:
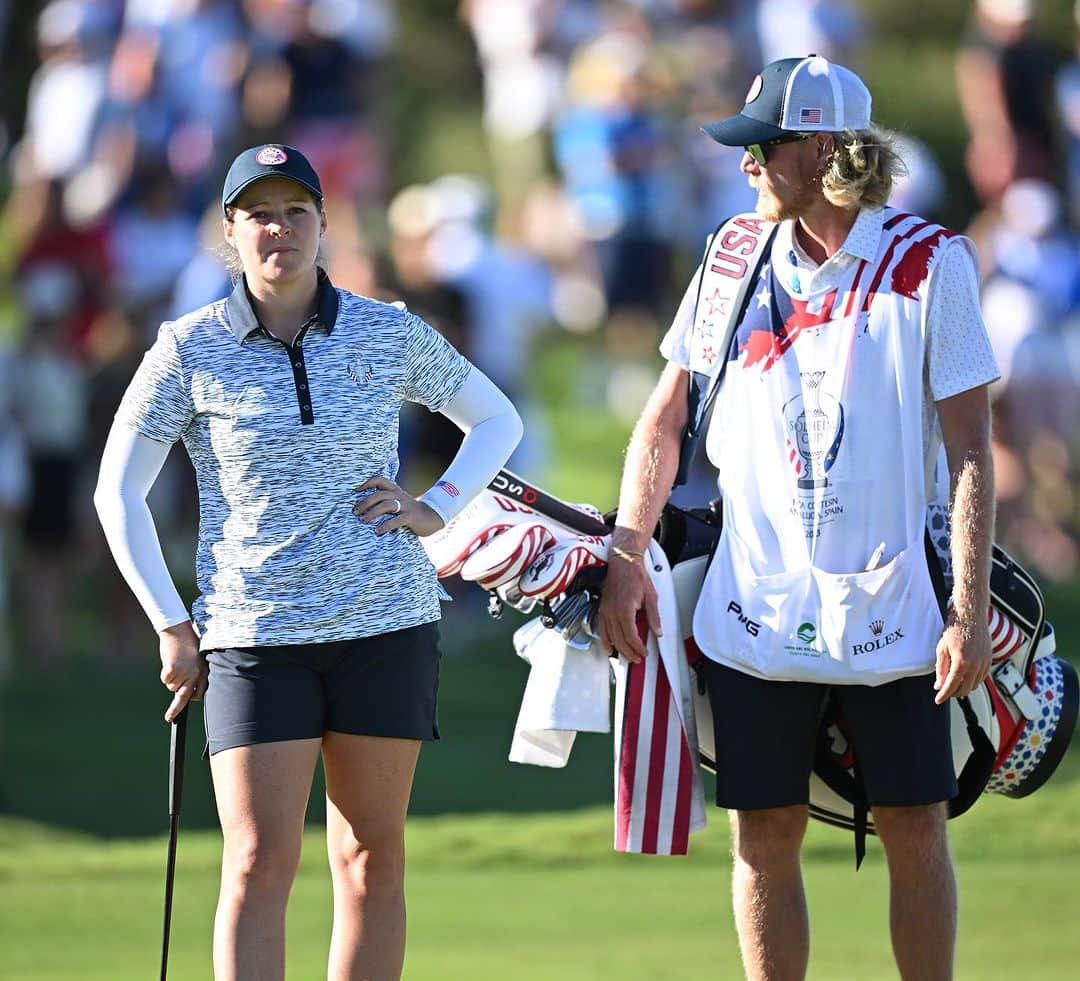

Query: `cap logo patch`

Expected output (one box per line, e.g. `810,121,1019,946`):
799,107,823,124
255,146,288,166
745,75,763,104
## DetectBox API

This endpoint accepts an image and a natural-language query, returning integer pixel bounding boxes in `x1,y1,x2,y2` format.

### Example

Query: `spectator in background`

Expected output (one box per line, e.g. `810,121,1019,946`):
0,339,29,682
20,0,116,183
459,0,595,217
889,134,946,219
10,176,113,356
11,265,91,669
426,173,555,474
379,184,471,481
956,0,1063,206
110,163,200,332
554,28,679,321
756,0,863,65
241,0,393,204
976,179,1080,580
1055,1,1080,222
120,0,246,202
171,202,233,318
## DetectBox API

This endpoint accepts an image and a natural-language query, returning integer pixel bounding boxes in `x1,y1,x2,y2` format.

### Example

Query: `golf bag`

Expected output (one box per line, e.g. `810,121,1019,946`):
656,504,1078,843
427,478,1077,844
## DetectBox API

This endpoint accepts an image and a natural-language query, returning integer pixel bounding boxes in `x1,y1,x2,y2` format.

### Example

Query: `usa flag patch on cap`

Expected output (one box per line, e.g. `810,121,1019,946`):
799,107,823,125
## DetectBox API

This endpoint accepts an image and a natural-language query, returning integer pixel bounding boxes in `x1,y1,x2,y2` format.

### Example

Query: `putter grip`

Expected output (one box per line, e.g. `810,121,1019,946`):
488,469,609,537
168,707,188,816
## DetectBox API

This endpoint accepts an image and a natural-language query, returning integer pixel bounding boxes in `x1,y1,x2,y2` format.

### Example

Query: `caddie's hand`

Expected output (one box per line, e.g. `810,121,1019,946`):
597,546,661,664
934,610,992,704
159,620,206,723
353,475,445,537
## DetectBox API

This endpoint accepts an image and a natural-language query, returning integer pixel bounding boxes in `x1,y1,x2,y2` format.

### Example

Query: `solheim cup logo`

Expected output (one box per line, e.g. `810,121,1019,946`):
782,371,845,489
255,146,288,166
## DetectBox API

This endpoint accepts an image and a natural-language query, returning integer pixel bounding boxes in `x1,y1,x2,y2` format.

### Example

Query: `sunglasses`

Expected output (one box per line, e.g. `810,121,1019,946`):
745,133,814,166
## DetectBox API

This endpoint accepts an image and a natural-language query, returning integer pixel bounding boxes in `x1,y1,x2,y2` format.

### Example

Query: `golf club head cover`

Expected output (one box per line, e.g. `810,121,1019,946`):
422,489,542,577
459,522,558,590
516,534,609,599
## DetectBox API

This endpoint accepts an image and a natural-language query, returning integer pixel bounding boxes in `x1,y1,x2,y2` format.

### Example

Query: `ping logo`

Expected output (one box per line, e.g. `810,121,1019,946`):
727,601,760,637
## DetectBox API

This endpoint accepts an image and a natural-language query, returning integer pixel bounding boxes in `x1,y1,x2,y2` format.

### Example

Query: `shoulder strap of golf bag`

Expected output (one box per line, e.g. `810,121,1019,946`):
675,218,779,487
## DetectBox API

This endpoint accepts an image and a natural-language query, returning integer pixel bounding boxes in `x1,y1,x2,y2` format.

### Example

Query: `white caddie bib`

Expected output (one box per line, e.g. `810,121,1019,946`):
692,210,971,684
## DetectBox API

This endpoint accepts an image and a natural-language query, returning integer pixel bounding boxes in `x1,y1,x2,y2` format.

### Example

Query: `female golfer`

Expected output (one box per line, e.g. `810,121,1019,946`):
94,144,522,980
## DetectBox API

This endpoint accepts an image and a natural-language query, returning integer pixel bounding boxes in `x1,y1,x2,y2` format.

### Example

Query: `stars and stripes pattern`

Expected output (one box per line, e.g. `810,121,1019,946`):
612,545,707,855
735,210,959,376
614,632,700,855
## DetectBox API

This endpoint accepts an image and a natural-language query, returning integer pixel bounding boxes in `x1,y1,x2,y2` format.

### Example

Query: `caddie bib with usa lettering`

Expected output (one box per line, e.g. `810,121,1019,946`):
693,209,972,684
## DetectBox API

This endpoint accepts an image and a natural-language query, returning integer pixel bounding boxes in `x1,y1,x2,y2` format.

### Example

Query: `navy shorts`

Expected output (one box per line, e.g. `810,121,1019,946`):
700,660,957,810
203,622,442,755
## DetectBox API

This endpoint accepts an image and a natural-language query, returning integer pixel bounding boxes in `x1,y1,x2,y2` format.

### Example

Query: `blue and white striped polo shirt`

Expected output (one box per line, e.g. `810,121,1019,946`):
116,272,472,650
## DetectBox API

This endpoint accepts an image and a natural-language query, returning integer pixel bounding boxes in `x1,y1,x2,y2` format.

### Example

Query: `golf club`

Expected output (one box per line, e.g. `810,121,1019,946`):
160,704,188,981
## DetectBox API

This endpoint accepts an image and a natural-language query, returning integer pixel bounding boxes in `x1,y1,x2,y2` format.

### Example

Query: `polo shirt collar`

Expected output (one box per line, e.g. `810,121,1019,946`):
837,206,883,263
225,268,339,343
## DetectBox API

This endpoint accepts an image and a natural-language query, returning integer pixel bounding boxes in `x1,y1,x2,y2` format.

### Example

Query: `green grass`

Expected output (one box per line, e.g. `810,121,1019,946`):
2,580,1079,979
4,799,1080,980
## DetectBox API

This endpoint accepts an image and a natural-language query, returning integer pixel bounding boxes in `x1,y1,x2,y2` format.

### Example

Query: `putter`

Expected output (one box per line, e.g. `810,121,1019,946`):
160,704,189,981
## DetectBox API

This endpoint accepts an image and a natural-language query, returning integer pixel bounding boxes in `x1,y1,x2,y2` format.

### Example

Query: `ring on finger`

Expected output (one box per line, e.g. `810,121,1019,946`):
390,498,402,515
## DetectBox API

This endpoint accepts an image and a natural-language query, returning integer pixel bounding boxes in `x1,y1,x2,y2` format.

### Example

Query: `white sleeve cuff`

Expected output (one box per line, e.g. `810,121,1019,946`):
418,366,523,528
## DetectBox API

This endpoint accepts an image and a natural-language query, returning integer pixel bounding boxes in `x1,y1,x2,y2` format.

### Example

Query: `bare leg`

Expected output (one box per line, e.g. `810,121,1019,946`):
729,805,810,981
873,803,956,981
209,738,321,981
322,732,421,981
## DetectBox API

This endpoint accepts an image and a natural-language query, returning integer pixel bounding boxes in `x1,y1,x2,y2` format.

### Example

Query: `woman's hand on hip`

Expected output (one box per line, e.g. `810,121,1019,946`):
353,475,445,537
159,621,207,723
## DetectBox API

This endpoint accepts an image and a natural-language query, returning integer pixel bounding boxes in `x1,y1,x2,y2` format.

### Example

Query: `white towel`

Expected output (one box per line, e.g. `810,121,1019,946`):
509,617,611,767
507,541,707,854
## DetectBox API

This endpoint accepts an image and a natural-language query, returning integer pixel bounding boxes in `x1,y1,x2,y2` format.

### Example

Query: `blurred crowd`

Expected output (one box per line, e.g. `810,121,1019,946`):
0,0,1079,676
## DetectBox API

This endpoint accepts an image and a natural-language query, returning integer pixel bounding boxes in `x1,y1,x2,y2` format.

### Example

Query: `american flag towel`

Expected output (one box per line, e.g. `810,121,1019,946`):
612,542,707,855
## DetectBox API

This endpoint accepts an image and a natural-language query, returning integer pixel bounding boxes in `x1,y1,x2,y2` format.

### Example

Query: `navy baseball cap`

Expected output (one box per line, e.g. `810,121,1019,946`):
221,144,323,214
702,55,872,147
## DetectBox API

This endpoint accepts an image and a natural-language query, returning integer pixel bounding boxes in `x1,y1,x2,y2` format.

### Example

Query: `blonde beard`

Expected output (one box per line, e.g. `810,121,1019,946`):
752,168,819,222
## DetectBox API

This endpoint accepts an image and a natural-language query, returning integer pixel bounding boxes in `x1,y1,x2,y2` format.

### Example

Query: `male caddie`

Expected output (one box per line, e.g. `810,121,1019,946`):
598,55,999,980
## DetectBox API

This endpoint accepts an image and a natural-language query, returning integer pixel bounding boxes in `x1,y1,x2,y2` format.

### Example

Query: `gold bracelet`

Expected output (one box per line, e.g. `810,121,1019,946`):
610,545,646,561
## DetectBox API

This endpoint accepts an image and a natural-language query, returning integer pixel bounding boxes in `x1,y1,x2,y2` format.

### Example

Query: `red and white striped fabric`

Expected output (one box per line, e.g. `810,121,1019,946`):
988,605,1025,662
612,542,707,855
946,601,1026,663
